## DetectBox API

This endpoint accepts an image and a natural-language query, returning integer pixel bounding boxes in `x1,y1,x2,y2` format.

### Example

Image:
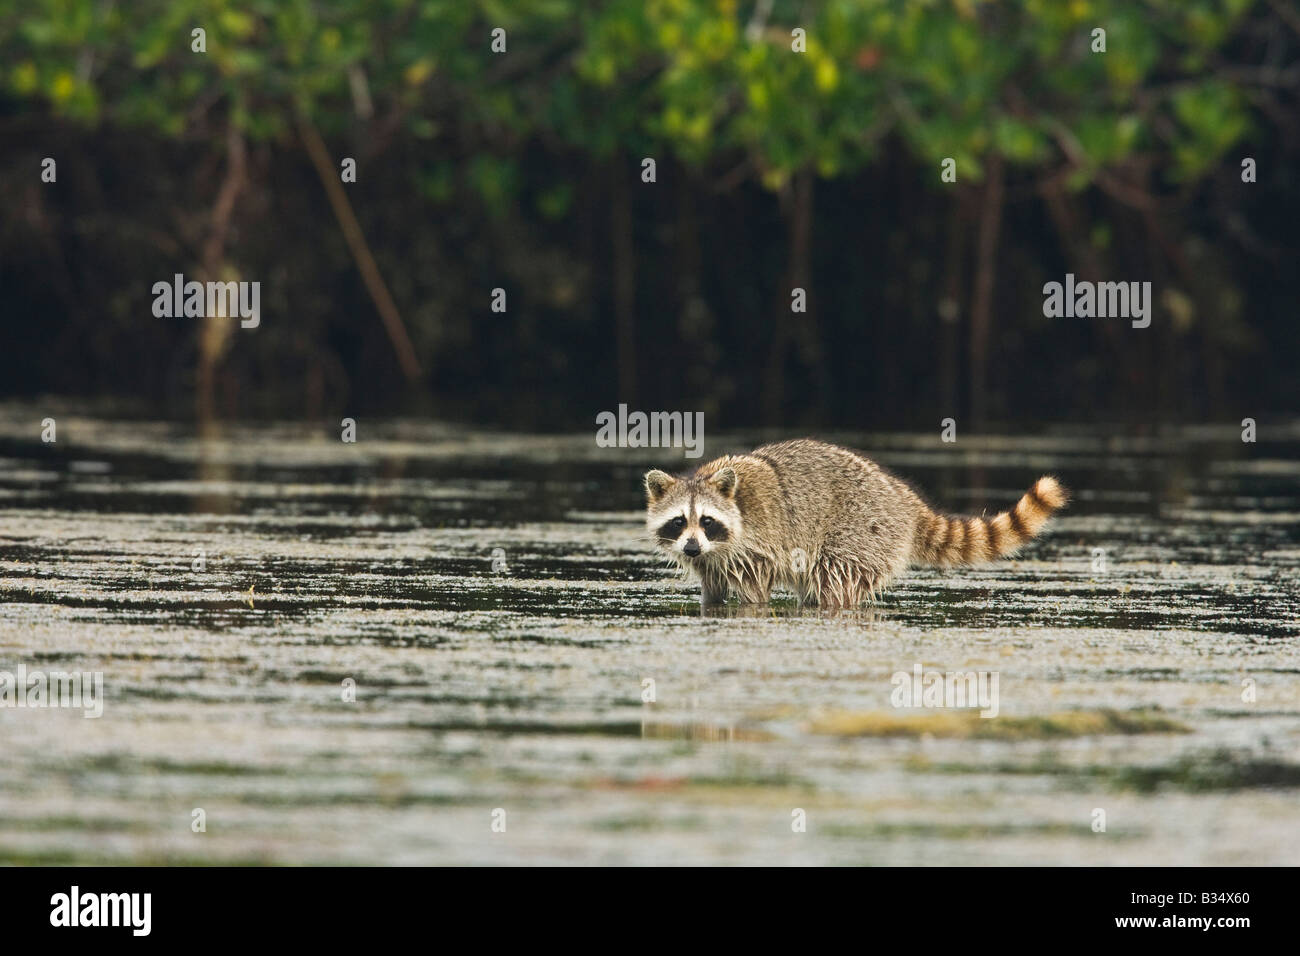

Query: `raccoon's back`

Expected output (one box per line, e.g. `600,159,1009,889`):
748,440,911,530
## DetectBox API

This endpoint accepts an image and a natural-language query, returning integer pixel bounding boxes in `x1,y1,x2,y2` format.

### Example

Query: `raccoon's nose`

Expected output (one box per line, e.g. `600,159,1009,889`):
682,537,701,557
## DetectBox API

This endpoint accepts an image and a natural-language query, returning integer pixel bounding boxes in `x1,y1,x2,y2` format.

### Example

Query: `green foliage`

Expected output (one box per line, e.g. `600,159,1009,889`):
0,0,1261,197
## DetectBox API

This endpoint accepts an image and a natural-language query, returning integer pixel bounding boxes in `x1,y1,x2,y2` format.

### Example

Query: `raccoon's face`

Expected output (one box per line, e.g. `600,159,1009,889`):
643,466,742,564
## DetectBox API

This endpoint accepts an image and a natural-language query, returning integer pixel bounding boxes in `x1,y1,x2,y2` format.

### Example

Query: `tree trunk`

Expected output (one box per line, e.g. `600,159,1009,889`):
940,193,969,427
611,158,638,404
197,121,246,428
969,152,1004,429
1040,178,1135,418
763,168,816,425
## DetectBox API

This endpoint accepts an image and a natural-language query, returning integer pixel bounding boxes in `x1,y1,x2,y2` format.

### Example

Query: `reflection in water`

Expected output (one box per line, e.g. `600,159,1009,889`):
640,717,775,743
195,417,234,514
699,603,890,625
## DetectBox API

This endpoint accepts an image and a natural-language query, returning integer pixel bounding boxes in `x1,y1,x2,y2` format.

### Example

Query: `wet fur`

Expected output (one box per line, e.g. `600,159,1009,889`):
644,439,1067,608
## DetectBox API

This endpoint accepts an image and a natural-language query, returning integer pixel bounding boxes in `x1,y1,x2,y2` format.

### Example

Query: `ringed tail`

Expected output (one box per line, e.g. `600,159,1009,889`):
912,476,1069,567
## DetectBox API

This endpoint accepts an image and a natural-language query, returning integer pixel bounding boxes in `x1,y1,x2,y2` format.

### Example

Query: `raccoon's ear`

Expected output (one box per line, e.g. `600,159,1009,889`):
644,469,676,503
708,466,738,499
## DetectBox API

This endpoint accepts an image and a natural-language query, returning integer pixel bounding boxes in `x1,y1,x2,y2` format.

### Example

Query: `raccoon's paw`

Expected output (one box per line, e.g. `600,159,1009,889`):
700,575,729,606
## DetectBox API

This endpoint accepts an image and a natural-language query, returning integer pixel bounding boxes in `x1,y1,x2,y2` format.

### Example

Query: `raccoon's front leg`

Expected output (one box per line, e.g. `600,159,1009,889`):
699,568,730,606
730,564,775,604
808,553,887,608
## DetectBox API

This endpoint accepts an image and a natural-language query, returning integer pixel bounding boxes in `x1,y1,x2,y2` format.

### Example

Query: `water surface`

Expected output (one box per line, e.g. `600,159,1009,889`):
1,404,1297,864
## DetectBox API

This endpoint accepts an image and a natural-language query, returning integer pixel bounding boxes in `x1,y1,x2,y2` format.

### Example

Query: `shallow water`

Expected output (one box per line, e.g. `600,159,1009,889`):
1,403,1297,865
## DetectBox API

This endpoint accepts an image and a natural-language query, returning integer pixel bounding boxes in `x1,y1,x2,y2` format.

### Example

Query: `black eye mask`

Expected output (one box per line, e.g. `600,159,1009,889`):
656,517,686,542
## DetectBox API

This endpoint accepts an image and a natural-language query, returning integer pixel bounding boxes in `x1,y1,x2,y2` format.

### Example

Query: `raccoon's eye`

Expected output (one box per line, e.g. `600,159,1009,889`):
672,516,686,529
700,516,714,527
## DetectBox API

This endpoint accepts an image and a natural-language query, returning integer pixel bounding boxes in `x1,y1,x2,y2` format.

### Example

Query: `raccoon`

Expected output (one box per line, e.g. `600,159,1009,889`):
644,438,1067,607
